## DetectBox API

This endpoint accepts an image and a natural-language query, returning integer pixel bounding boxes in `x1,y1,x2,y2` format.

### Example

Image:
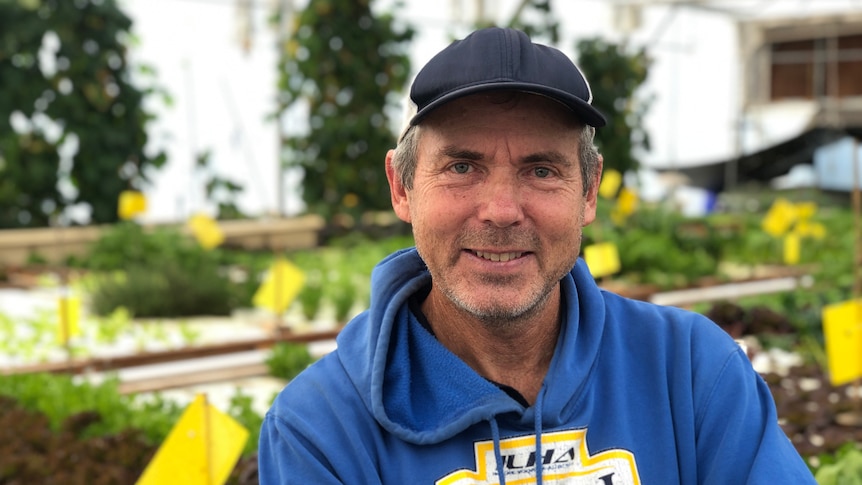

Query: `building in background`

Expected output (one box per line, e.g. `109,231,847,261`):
615,0,862,196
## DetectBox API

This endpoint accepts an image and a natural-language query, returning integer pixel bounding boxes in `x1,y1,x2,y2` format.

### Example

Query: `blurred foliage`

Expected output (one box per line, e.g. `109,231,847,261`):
0,372,264,460
286,233,413,322
265,342,316,381
587,191,856,300
227,389,267,458
275,0,414,219
197,150,246,220
585,203,728,289
73,222,210,272
88,260,235,318
0,0,167,228
75,222,250,317
0,372,181,445
69,220,413,321
576,38,651,176
815,443,862,485
507,0,559,42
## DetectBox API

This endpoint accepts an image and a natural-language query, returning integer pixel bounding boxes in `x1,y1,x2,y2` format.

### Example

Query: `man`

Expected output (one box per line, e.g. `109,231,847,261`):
258,27,815,484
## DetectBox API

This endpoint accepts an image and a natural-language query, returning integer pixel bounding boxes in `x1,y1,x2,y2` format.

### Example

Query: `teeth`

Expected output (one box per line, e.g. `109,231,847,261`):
475,251,523,262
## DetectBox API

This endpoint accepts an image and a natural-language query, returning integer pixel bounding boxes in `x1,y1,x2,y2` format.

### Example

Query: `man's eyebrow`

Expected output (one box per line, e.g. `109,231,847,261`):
437,145,484,161
436,147,574,166
522,151,573,167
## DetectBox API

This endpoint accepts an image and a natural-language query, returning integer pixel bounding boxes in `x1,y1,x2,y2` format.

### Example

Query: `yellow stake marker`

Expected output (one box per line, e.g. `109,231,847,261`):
795,201,818,221
56,295,81,345
783,233,800,265
822,299,862,387
136,394,248,485
598,169,623,199
188,214,225,250
253,258,306,314
118,190,148,220
762,198,797,237
584,242,621,279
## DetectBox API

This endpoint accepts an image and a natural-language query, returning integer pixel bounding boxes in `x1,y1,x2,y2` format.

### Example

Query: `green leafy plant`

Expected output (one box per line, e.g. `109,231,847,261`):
82,223,242,317
813,437,862,484
93,306,132,344
178,322,202,346
330,274,358,324
0,0,167,228
265,342,316,381
88,259,234,317
79,222,215,272
0,395,157,485
585,205,726,289
274,0,414,219
0,307,67,363
0,373,263,483
227,389,266,457
0,373,181,444
576,37,652,176
297,271,325,322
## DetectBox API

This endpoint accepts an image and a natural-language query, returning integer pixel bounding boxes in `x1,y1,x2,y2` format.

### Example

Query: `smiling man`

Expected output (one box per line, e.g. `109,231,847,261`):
258,27,816,484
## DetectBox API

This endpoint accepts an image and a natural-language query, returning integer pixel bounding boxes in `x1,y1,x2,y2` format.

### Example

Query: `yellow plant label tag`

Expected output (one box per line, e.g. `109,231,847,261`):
136,394,248,485
822,299,862,386
610,188,639,225
118,190,147,220
584,242,621,278
188,213,224,250
762,198,796,237
783,233,800,265
794,220,827,240
253,257,306,314
56,295,81,344
616,187,638,216
598,169,623,199
795,201,817,220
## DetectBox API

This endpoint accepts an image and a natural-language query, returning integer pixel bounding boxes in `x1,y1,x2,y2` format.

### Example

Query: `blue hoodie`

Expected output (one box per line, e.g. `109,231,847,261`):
258,248,815,484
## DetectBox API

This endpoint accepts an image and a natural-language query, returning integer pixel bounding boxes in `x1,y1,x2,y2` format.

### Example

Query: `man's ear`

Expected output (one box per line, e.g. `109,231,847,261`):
583,154,603,227
385,149,412,223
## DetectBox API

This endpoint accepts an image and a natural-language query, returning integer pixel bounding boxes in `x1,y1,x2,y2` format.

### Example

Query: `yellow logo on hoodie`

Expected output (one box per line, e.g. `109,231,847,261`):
438,428,640,485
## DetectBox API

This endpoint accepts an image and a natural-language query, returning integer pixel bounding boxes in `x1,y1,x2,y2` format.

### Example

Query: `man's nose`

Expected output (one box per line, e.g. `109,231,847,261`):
476,173,525,227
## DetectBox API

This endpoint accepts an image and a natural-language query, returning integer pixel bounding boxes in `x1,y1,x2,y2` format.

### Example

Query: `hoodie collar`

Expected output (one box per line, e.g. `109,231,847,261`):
336,248,607,445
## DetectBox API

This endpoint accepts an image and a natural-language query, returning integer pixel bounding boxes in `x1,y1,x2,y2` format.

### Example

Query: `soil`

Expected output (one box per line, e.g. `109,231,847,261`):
707,300,862,460
0,395,259,485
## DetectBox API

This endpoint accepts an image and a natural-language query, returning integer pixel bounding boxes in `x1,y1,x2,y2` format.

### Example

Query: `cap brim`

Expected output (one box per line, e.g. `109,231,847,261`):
410,82,607,128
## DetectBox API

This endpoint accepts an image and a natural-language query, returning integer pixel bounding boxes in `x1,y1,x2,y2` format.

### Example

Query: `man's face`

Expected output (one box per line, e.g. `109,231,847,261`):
388,92,601,322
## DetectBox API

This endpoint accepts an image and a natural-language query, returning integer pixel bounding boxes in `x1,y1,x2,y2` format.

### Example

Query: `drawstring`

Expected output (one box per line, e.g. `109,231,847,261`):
490,389,544,485
489,418,506,485
534,390,544,485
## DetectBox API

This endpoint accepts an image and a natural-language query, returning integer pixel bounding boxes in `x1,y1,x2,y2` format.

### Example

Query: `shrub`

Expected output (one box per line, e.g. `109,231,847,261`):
265,343,316,381
89,260,235,317
81,223,245,317
814,444,862,485
0,374,262,484
0,373,181,444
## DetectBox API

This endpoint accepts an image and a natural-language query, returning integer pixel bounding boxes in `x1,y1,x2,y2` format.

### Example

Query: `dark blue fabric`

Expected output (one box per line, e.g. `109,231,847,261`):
409,27,607,128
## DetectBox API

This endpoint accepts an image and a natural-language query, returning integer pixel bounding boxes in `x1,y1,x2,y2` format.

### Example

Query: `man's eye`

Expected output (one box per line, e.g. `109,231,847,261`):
534,167,552,178
451,162,471,174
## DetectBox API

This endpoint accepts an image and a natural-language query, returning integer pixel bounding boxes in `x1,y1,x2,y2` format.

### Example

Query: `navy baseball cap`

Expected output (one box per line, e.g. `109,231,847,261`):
405,27,607,129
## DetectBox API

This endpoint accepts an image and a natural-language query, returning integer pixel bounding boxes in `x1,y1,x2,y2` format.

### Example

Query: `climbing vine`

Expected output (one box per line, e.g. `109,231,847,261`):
0,0,166,228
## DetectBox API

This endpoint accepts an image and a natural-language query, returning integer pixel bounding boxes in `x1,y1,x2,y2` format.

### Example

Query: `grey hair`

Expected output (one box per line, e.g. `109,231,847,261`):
391,124,601,195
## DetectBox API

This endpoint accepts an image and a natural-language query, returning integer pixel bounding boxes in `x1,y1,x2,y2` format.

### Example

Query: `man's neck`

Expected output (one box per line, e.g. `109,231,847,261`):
421,287,562,405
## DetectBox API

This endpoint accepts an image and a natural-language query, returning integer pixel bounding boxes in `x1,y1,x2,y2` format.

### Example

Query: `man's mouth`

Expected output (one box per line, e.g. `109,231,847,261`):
472,250,525,262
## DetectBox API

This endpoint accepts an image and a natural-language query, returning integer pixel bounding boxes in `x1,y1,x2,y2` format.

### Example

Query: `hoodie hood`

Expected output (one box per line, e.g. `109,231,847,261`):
336,248,607,445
